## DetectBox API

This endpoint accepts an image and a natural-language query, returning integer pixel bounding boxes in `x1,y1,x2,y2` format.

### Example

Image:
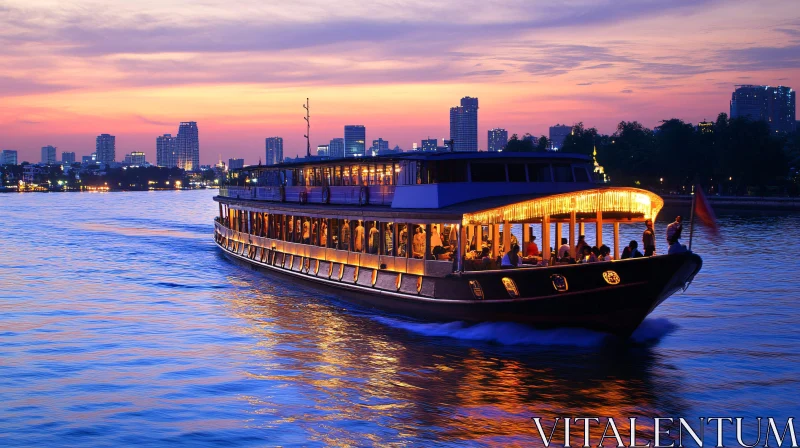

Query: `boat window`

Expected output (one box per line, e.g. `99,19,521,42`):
553,164,573,182
573,166,589,183
411,224,427,259
366,221,379,254
334,166,342,186
398,224,409,257
354,220,366,252
527,163,552,182
320,219,328,247
470,163,507,182
508,163,526,182
340,219,352,251
285,215,292,241
385,222,395,256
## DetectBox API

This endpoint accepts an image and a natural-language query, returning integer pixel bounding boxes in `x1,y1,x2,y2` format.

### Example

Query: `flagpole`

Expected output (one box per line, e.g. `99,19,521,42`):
688,184,696,252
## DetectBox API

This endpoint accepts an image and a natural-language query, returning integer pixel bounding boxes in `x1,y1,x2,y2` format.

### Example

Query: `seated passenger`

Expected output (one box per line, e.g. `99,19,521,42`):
578,246,596,263
621,240,643,259
668,241,688,255
598,245,611,261
526,236,540,257
557,237,570,260
501,244,521,268
480,248,492,269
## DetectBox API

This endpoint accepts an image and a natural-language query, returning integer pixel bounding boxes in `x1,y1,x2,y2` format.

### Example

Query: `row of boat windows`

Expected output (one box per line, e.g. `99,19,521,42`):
219,207,459,260
228,161,593,187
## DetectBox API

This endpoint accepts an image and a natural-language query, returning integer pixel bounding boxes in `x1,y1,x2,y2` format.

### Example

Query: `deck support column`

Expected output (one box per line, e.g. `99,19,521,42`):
503,220,511,253
579,222,585,240
477,225,483,250
569,211,576,258
596,208,603,248
555,221,562,254
425,224,432,260
457,224,464,272
614,222,620,260
492,224,500,259
522,223,529,250
542,215,551,262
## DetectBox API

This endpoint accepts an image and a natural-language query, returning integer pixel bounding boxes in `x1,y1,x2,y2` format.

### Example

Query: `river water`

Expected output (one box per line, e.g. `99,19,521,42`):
1,190,798,447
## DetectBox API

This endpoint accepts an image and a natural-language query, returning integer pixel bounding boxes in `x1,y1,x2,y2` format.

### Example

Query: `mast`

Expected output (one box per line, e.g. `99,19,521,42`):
303,98,310,158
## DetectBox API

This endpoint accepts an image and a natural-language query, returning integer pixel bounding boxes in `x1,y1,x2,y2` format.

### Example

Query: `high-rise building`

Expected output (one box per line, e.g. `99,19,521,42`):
421,138,438,152
1,149,18,165
265,137,284,165
449,97,479,152
41,145,57,164
156,134,176,167
317,145,329,157
61,152,76,164
176,122,199,170
95,134,115,165
81,155,93,164
370,138,388,156
549,124,572,151
344,125,366,157
487,128,508,152
124,152,146,165
228,158,245,170
730,85,796,134
329,138,345,158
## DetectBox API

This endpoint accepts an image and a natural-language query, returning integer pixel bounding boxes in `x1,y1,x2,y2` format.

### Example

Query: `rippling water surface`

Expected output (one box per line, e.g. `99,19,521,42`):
1,190,798,446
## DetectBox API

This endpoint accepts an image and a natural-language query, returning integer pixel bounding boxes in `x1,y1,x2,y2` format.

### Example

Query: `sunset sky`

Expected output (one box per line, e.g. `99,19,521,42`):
2,0,799,164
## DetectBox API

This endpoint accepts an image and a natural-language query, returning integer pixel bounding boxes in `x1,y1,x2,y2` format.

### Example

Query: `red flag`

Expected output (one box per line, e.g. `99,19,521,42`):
694,185,720,236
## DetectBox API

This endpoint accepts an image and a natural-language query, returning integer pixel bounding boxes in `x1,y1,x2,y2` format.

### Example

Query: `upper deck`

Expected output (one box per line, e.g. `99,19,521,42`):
220,152,598,209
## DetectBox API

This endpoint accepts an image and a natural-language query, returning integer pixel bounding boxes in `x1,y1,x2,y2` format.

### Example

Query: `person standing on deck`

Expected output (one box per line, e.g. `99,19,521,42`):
642,219,656,256
666,216,683,245
368,223,379,254
575,235,588,258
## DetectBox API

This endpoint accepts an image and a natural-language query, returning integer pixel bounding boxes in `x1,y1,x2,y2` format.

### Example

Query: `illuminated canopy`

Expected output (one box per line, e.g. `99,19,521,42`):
462,188,664,225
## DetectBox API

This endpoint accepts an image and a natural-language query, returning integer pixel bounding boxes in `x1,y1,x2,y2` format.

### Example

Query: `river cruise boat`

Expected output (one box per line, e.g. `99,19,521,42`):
213,152,702,337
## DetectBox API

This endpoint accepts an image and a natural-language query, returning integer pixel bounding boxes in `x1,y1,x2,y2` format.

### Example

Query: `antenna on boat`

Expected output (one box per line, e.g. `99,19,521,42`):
303,98,310,158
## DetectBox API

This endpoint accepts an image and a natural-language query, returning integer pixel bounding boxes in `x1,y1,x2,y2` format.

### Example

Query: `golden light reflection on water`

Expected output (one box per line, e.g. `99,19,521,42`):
216,272,689,446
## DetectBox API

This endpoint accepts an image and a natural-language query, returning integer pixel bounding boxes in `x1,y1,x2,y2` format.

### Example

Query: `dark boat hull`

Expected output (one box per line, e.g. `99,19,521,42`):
216,240,702,338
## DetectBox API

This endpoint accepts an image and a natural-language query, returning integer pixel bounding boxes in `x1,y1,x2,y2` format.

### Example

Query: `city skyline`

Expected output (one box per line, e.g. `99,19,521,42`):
1,0,799,163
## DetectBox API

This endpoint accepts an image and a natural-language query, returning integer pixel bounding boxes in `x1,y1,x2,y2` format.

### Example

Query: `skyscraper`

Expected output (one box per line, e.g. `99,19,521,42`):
487,128,508,152
1,149,18,165
449,97,479,152
61,152,76,164
731,85,796,134
549,124,572,151
156,134,176,167
265,137,283,165
95,134,115,165
176,122,199,170
421,138,438,152
370,138,388,156
344,125,366,157
41,145,57,164
317,145,329,157
329,138,345,159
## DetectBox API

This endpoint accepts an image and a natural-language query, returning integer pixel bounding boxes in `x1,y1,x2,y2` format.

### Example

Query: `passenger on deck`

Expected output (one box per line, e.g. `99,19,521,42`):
302,221,310,244
480,247,492,268
575,235,588,258
384,226,394,254
557,237,570,260
598,245,611,261
526,235,539,257
501,244,521,268
668,241,688,255
643,219,656,256
368,223,379,254
667,216,683,246
398,225,408,257
621,240,644,259
578,245,596,263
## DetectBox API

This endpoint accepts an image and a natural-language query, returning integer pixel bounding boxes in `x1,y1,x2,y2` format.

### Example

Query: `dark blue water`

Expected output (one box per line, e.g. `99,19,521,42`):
1,190,798,446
